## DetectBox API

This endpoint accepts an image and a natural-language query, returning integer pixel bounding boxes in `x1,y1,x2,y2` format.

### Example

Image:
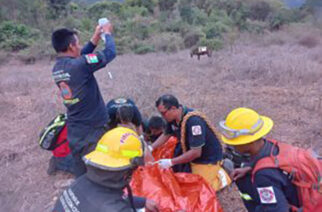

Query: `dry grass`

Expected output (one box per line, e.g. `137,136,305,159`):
1,24,322,211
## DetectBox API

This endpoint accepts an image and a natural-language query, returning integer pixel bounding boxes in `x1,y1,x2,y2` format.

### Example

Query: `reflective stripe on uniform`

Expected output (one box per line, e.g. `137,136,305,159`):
239,191,253,201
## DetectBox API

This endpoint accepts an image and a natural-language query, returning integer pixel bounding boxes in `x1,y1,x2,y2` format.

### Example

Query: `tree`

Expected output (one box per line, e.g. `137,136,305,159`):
158,0,177,11
249,1,272,21
48,0,71,17
180,5,194,24
125,0,157,13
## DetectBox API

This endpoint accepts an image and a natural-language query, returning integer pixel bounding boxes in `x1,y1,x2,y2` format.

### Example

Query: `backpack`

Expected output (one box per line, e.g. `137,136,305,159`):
251,139,322,212
39,114,67,151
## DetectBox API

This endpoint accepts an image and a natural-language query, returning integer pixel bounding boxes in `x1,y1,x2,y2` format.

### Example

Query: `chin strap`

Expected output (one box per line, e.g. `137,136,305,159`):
126,184,136,212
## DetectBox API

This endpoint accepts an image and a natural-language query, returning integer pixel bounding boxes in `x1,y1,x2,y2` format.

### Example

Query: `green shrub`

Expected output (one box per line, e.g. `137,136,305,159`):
159,0,177,11
244,20,267,33
203,21,230,39
192,7,208,25
180,5,194,24
68,2,80,14
1,39,29,51
114,36,133,55
160,19,187,33
48,0,71,17
198,37,224,51
87,1,122,19
120,6,149,20
124,20,152,40
125,0,157,14
151,32,184,52
0,21,40,51
208,9,234,26
63,16,82,29
80,17,93,32
183,29,204,48
249,1,272,21
133,43,155,54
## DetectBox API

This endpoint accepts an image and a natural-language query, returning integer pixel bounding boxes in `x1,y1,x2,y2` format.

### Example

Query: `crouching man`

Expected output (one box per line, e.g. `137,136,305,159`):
52,127,159,212
152,94,230,191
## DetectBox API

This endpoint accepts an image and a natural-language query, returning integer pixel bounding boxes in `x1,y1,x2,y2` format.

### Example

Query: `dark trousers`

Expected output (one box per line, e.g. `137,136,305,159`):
235,173,257,212
68,126,107,177
55,154,74,174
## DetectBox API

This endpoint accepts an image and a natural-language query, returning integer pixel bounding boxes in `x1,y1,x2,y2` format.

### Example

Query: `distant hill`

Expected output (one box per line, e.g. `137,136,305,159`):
282,0,306,8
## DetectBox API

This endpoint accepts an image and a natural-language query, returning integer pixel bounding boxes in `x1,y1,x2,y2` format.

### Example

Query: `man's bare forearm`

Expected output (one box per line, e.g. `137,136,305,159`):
151,134,170,149
172,148,202,165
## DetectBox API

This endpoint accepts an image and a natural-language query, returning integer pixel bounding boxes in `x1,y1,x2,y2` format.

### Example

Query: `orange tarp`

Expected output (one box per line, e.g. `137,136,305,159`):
131,137,224,212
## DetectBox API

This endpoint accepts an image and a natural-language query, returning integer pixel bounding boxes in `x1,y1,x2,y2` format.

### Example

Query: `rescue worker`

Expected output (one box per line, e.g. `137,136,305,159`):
52,127,159,212
51,21,116,177
106,98,142,133
218,107,300,212
152,94,228,191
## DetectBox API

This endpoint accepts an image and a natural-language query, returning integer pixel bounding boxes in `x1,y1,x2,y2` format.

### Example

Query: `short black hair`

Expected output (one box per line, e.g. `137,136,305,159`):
116,105,134,124
148,116,165,130
155,94,179,109
51,28,77,53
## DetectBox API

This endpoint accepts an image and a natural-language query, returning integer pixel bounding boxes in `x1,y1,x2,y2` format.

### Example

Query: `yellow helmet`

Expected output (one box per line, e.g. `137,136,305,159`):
219,107,273,145
83,127,144,171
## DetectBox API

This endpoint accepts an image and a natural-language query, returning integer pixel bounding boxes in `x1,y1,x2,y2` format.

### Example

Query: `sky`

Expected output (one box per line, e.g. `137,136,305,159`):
282,0,306,8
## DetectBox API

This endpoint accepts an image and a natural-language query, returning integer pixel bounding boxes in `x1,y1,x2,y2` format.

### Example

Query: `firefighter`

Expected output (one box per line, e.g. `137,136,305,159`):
218,107,300,212
51,21,116,177
52,127,159,212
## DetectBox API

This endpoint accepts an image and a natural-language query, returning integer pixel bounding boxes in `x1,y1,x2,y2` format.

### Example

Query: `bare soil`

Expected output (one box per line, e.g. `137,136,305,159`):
1,27,322,212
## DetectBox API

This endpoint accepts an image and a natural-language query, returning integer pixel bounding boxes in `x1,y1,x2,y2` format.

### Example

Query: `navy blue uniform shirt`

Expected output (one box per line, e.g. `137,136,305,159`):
165,106,223,172
53,175,146,212
52,35,116,150
106,98,142,129
236,140,300,212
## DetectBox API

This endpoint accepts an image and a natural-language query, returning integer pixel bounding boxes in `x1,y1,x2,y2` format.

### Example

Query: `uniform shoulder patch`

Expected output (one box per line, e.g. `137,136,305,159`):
191,125,202,136
85,54,99,64
257,186,277,204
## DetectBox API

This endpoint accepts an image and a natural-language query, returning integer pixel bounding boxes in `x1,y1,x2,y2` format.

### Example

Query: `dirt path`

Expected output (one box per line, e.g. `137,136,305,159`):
0,35,321,211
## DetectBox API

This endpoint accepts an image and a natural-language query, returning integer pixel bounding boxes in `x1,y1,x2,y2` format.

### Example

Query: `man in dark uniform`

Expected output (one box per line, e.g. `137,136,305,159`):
51,22,116,177
52,127,159,212
219,107,300,212
106,97,142,133
151,94,227,191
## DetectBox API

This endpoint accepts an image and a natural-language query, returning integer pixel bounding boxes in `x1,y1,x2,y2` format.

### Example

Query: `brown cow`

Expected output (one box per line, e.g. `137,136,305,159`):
190,46,212,60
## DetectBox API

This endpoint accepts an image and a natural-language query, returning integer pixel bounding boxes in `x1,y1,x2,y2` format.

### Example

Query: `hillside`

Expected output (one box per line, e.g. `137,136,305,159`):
0,0,316,60
0,24,321,211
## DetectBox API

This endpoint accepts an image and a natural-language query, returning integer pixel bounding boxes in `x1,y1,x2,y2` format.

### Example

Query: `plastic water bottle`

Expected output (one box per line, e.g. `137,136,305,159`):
98,18,109,43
